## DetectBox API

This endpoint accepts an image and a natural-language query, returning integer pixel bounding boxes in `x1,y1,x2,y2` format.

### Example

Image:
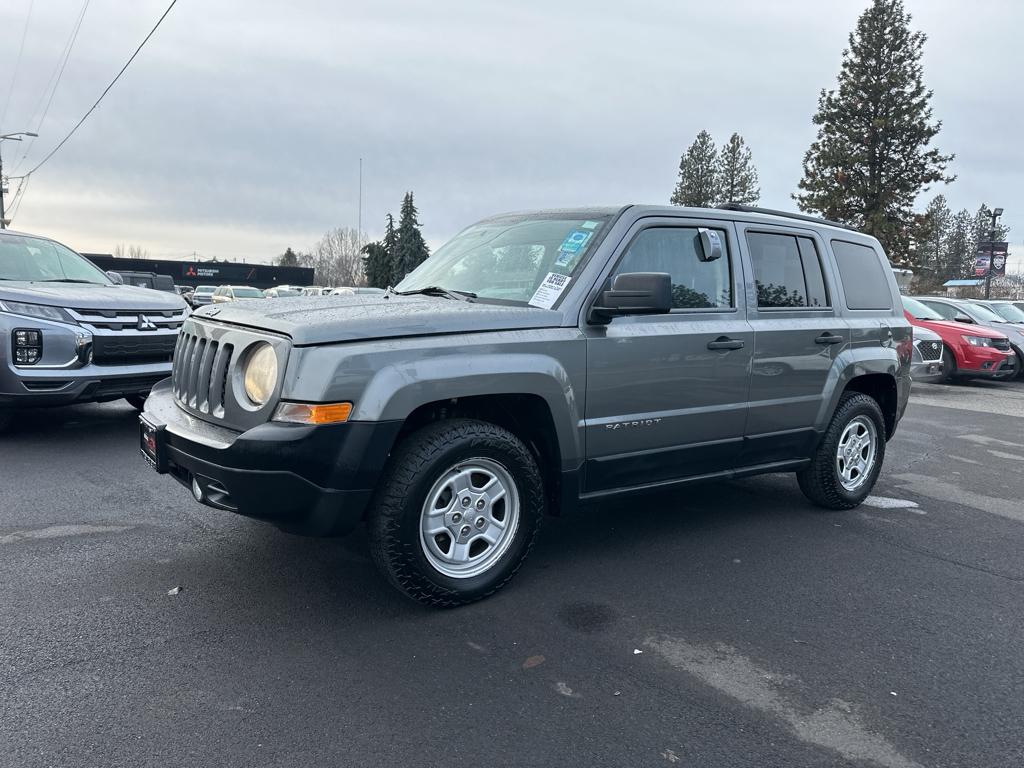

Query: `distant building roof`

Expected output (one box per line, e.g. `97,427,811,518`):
943,279,985,287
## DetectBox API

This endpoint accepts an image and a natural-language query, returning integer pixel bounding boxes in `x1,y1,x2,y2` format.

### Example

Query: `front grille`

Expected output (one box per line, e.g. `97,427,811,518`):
92,334,177,364
993,338,1011,352
171,330,234,417
68,307,187,332
917,340,942,361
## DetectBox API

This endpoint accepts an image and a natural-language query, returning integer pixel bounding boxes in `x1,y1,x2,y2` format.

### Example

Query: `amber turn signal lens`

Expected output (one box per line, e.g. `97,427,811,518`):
272,401,353,425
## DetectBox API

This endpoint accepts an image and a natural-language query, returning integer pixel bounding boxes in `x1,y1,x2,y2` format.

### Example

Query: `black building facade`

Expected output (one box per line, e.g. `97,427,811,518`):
82,254,314,290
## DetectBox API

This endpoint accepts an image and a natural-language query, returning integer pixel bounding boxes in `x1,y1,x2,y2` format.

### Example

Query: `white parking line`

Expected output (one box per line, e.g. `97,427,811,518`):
892,474,1024,524
0,524,131,545
644,636,923,768
864,496,923,512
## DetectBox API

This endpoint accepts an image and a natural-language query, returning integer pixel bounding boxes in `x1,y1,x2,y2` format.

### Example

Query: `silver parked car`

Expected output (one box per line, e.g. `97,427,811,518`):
0,229,188,432
910,325,945,383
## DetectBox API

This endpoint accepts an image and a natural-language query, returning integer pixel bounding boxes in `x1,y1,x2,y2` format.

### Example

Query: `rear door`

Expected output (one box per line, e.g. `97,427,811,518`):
582,217,752,493
739,225,844,465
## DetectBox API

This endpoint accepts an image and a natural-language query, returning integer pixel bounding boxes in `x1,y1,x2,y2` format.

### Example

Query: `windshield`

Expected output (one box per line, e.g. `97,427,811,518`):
902,296,942,320
988,302,1024,323
0,235,111,284
194,285,215,295
962,302,1004,323
233,287,264,298
396,214,611,305
276,288,303,297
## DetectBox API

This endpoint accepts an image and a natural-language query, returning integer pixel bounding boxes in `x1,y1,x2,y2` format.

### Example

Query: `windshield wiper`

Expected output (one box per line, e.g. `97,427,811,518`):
395,285,476,301
37,278,101,284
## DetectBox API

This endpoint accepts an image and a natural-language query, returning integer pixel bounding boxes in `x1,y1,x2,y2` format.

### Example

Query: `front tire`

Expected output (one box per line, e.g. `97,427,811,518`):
367,419,544,607
941,345,958,383
797,392,886,510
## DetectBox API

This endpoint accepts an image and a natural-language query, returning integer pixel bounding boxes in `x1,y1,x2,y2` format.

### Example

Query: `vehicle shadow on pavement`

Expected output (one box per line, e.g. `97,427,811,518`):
2,401,143,440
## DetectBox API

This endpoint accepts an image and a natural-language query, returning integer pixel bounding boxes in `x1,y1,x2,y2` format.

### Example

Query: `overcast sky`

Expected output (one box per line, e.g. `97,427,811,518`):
1,0,1021,272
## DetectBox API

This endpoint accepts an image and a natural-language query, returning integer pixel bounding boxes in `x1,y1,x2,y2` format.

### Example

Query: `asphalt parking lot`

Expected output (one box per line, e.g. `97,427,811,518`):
3,379,1024,768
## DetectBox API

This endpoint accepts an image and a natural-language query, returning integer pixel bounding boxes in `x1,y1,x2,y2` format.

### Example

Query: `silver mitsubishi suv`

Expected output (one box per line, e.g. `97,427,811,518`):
0,229,188,432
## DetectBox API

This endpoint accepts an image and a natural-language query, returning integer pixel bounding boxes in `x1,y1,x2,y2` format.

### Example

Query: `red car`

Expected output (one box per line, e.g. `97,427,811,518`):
902,296,1016,382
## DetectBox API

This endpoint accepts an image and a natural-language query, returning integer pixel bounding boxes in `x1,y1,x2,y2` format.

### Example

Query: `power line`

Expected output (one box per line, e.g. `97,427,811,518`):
12,0,179,182
10,0,91,175
0,0,35,132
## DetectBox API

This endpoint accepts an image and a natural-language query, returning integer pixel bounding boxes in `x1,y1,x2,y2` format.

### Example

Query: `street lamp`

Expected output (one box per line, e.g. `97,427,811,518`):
983,206,1004,300
0,131,39,230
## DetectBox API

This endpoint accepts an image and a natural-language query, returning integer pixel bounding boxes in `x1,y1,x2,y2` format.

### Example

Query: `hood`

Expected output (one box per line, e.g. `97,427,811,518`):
911,325,942,342
192,294,563,345
0,281,187,311
908,316,1007,339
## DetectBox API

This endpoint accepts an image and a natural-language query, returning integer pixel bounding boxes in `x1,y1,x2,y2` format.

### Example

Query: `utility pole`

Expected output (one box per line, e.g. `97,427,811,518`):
0,131,38,229
357,157,363,248
983,207,1004,300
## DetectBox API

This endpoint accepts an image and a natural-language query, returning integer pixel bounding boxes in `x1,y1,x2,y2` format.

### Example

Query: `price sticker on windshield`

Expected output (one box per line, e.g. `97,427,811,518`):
529,272,572,309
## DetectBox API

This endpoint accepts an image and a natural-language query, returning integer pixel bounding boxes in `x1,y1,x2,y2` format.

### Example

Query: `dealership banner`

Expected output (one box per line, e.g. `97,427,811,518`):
975,242,1009,277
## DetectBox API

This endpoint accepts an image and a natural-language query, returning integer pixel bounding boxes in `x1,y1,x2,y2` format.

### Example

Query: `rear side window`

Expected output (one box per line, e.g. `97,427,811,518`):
747,232,829,308
831,240,893,310
613,227,732,309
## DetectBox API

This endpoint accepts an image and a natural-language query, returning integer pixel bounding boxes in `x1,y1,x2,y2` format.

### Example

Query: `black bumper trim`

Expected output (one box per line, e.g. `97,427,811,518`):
149,404,403,536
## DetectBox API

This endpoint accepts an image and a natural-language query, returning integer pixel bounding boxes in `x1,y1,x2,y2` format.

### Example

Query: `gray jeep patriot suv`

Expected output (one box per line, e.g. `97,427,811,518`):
1,229,188,432
141,205,911,606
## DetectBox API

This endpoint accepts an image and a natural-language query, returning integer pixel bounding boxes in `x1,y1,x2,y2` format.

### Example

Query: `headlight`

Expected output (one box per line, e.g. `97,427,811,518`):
0,300,75,324
961,335,993,347
243,342,278,405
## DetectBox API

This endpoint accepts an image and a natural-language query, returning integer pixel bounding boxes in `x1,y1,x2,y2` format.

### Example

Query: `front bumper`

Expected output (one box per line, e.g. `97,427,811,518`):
141,379,401,536
910,359,944,384
956,350,1016,379
0,358,171,406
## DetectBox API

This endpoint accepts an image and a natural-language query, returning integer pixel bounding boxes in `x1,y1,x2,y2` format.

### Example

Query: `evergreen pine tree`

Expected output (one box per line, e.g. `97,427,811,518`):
943,209,976,279
911,195,950,275
974,204,1010,245
393,192,430,281
716,133,760,205
362,213,400,288
277,247,300,267
382,212,399,285
670,130,720,207
795,0,954,259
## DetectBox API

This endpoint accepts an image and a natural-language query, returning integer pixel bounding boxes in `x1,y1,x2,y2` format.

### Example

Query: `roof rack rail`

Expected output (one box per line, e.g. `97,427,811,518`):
716,203,857,232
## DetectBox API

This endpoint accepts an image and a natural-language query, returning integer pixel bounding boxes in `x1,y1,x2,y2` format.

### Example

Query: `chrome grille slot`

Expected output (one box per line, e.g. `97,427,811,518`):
187,338,207,407
209,343,234,417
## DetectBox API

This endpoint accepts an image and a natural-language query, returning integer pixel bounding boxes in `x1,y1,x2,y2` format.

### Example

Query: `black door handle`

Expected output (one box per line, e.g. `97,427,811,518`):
815,333,844,345
707,337,745,351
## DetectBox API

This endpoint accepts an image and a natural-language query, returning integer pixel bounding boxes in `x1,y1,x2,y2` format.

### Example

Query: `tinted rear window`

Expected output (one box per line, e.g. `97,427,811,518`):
831,240,892,310
747,232,829,308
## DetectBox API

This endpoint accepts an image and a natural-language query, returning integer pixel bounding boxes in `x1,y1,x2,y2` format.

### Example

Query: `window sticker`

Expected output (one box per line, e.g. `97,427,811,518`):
554,249,576,268
581,221,600,230
528,272,572,309
558,230,592,255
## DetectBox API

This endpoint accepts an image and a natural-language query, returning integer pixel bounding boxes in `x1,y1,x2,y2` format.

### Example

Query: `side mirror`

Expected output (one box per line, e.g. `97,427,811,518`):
106,271,124,285
698,228,723,262
953,314,974,324
589,272,672,324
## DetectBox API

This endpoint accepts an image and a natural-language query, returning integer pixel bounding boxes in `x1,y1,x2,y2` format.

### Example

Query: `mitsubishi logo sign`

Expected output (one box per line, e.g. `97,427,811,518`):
137,315,158,331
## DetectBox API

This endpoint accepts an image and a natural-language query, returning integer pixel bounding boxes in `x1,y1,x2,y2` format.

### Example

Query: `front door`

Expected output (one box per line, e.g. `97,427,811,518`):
582,219,752,494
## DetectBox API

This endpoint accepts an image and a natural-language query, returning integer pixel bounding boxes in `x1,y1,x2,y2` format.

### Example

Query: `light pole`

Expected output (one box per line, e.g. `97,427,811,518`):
0,131,38,229
983,206,1004,300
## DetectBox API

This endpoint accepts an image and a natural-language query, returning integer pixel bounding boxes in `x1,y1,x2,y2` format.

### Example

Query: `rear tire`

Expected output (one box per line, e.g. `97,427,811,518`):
367,418,544,607
797,392,886,510
125,394,148,411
